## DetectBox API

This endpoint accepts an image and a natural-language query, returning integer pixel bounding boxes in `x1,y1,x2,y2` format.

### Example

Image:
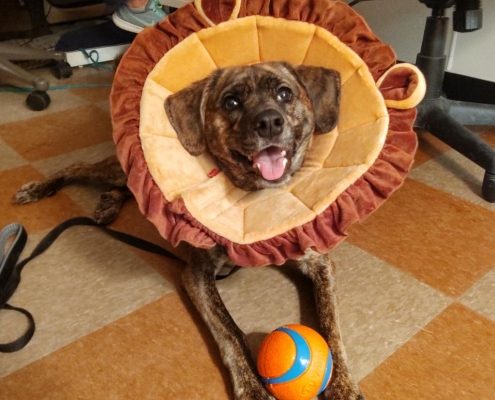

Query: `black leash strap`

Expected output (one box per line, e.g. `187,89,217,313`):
0,216,182,353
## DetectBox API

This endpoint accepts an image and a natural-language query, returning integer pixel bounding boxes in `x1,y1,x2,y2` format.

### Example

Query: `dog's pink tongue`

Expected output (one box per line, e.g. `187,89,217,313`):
253,147,287,181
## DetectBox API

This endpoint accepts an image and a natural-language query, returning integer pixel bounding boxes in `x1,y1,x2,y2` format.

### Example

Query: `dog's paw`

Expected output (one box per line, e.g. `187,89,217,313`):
234,379,275,400
94,191,123,225
13,181,53,204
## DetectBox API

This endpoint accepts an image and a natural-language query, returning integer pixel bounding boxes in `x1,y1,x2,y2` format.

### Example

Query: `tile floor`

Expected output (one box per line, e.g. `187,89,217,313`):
0,65,494,400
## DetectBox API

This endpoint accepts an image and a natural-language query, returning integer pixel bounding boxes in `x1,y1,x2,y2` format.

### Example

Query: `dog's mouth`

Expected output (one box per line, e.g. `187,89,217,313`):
231,146,289,182
251,146,288,181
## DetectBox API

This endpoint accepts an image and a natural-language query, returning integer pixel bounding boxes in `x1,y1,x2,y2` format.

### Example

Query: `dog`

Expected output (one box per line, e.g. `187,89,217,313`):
14,61,364,400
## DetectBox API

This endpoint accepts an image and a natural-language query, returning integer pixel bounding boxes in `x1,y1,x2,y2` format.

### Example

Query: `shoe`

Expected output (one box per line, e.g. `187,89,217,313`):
112,0,168,33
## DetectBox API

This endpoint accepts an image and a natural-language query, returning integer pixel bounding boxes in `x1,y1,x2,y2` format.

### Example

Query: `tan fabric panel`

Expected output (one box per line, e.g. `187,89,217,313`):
197,15,260,67
140,80,175,138
337,65,388,132
325,117,389,168
244,192,314,242
303,27,361,84
300,129,338,168
257,17,316,64
149,33,217,92
290,165,367,213
140,136,215,201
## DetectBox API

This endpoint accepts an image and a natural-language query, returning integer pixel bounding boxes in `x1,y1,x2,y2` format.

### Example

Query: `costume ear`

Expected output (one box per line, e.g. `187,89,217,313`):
164,78,210,156
295,65,341,134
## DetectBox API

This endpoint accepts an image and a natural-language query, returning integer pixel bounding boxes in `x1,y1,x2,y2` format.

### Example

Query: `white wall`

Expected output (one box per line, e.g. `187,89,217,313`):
354,0,495,82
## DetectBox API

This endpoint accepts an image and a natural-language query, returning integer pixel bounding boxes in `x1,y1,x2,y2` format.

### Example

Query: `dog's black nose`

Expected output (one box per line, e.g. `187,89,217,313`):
254,109,284,138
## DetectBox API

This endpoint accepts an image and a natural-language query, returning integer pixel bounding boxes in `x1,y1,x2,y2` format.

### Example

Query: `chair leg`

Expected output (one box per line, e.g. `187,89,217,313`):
447,99,495,126
0,59,48,91
0,43,65,62
417,99,495,202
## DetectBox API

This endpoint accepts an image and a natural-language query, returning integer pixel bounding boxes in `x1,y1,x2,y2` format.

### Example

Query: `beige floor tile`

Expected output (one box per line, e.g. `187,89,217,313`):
410,148,495,212
217,265,318,355
330,242,451,381
0,294,231,400
360,304,495,400
0,105,112,161
461,267,495,321
0,89,86,125
0,226,173,378
0,138,26,171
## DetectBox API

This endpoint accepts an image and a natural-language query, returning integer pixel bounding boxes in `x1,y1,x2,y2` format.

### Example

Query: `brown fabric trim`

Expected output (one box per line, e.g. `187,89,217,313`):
110,0,418,266
198,0,238,25
379,67,419,102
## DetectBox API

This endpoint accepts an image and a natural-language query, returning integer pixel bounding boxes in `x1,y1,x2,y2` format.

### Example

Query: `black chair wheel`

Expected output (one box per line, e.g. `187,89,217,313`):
52,61,73,79
482,171,495,203
26,91,51,111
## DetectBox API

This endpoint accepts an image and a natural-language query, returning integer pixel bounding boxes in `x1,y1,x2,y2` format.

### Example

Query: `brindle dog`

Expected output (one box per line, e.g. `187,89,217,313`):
14,62,363,400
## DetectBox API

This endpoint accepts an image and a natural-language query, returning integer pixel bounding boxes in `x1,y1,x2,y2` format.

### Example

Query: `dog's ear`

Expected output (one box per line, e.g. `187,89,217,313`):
294,65,341,134
164,78,210,156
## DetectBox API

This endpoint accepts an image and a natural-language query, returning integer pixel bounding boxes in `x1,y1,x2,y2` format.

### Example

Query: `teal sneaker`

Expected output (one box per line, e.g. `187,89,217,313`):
112,0,168,33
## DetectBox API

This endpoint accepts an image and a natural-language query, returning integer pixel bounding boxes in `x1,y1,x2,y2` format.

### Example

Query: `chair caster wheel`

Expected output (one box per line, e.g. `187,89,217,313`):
482,171,495,203
52,61,73,79
26,90,51,111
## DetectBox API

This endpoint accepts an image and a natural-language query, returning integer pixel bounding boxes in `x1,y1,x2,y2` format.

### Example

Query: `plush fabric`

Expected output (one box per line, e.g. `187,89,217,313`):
110,0,424,267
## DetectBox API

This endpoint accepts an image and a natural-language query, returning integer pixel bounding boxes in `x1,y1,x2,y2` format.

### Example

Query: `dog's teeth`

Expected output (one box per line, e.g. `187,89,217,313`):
281,150,286,157
282,158,288,167
254,163,261,170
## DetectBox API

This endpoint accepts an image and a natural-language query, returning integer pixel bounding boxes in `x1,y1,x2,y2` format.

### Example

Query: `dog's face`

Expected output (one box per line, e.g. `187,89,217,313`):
165,62,340,191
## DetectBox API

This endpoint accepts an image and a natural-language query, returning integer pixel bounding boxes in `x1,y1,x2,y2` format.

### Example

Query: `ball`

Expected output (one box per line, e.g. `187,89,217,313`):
257,324,333,400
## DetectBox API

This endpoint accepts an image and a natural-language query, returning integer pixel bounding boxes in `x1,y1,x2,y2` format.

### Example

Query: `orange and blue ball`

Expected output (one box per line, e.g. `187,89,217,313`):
257,324,333,400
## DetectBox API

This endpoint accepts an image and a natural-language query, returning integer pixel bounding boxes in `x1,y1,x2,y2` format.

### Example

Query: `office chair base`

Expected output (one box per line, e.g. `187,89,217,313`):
26,91,51,111
416,97,495,203
52,60,73,79
482,172,495,202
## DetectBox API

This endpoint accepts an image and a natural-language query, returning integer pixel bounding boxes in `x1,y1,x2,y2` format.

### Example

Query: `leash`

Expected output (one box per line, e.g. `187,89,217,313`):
0,216,237,353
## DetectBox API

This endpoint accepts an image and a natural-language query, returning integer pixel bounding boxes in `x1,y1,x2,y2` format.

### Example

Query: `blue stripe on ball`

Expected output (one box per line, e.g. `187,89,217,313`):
317,350,333,395
261,327,311,385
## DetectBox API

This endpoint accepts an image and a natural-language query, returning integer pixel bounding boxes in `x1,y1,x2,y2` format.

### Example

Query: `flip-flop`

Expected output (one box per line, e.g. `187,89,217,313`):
0,223,36,353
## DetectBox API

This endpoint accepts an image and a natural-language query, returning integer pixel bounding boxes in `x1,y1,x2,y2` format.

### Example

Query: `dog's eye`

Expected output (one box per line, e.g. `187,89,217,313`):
276,87,293,103
223,95,241,111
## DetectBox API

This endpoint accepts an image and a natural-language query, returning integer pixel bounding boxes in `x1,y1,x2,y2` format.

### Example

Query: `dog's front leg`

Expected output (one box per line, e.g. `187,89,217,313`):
182,247,274,400
295,252,363,400
13,156,128,204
